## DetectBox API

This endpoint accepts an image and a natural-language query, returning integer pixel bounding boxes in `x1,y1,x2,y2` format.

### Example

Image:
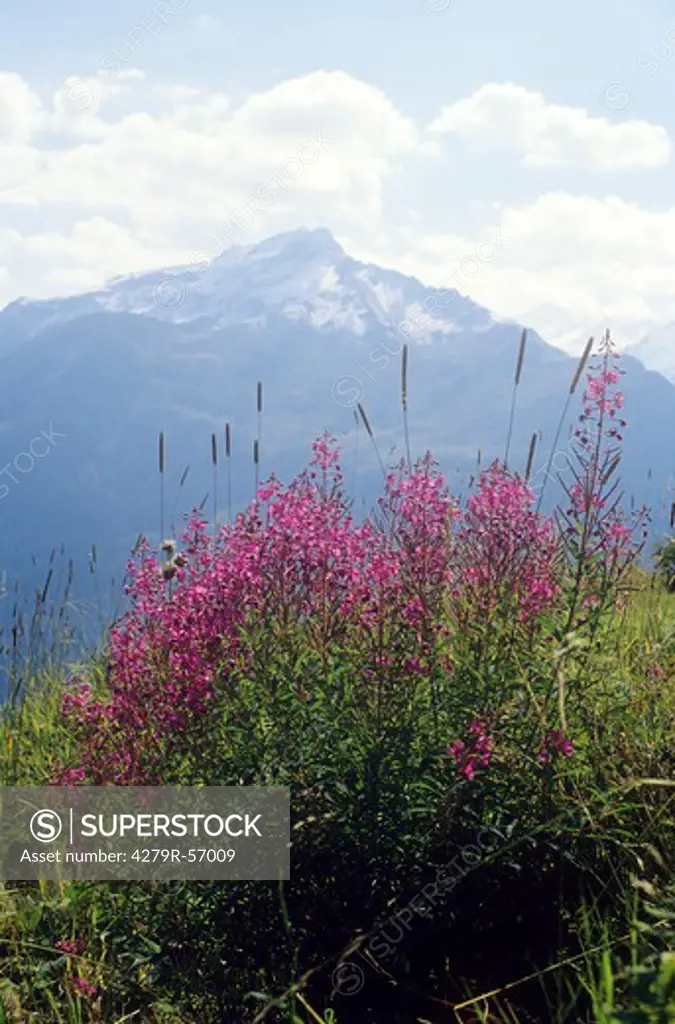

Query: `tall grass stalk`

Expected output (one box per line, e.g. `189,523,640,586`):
211,431,218,541
158,430,165,544
225,422,232,525
256,381,263,495
170,464,190,538
525,431,537,482
401,343,411,472
351,409,359,498
356,401,386,479
505,328,527,468
535,336,593,514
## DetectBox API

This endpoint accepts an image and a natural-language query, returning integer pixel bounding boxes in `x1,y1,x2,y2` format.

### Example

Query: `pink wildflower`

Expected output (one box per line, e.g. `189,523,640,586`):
539,728,575,765
447,719,494,781
70,976,96,998
56,938,86,955
453,462,560,623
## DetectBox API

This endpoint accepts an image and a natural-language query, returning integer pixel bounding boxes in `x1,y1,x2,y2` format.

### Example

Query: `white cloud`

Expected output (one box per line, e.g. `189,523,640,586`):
369,193,675,350
0,218,186,307
0,72,43,143
117,68,146,82
492,193,675,343
0,69,420,304
1,68,675,350
2,69,417,226
22,216,184,272
429,82,671,170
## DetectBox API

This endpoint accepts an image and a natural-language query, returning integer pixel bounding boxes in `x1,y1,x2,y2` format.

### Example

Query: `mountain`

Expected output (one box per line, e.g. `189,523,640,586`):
0,228,673,626
0,228,497,352
626,323,675,384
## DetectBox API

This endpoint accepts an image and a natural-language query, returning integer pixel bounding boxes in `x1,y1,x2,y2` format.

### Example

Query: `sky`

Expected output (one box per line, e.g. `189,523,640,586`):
2,0,675,351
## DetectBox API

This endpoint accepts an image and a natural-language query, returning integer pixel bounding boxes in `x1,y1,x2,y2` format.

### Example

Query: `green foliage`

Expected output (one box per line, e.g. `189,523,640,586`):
1,572,674,1022
576,872,675,1023
655,537,675,593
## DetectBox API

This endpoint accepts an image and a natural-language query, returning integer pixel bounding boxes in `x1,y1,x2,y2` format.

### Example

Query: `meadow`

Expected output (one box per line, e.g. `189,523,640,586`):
0,333,674,1023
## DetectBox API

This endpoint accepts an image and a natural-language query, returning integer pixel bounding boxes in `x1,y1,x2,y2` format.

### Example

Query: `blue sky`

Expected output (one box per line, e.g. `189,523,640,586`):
2,0,675,350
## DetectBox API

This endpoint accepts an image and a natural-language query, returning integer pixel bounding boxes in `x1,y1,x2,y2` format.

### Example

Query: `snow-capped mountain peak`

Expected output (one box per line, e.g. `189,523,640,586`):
0,227,495,348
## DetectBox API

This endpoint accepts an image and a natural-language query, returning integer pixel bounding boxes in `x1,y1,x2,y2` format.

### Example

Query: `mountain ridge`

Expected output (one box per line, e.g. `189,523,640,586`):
0,227,501,352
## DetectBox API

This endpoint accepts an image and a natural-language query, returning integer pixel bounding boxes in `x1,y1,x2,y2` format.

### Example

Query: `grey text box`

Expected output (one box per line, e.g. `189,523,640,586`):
0,786,290,880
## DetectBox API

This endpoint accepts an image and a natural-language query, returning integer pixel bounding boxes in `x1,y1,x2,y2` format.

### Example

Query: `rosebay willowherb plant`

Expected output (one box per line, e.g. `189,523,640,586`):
55,339,647,794
56,436,459,783
559,332,649,615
